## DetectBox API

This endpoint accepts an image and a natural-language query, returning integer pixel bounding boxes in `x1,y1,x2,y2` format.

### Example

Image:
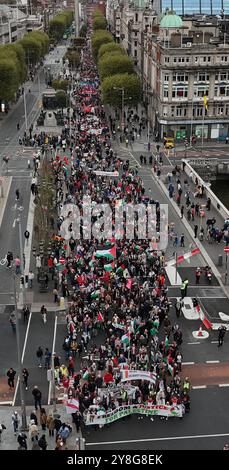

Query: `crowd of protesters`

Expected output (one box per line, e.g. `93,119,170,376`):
44,24,191,429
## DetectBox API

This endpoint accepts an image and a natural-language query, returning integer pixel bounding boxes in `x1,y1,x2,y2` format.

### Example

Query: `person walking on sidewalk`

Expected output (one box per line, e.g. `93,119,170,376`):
180,234,185,247
36,346,43,368
6,251,13,268
22,305,30,323
0,423,6,442
7,367,16,390
15,256,21,275
22,368,29,390
12,411,20,435
17,432,27,450
40,305,47,324
218,325,226,347
24,230,30,245
47,413,55,437
180,205,184,219
44,348,51,369
194,224,198,238
32,386,42,410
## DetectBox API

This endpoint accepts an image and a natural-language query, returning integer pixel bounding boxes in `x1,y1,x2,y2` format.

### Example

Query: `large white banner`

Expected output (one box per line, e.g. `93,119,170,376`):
121,370,157,384
85,404,183,425
94,170,119,177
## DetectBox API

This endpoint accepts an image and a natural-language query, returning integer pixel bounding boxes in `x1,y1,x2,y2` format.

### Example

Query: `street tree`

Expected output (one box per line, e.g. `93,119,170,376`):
101,73,141,108
55,90,67,111
72,37,85,47
98,53,134,81
98,42,125,61
52,79,69,92
64,51,80,69
0,57,19,101
49,11,74,41
19,35,42,65
91,30,113,61
93,16,107,31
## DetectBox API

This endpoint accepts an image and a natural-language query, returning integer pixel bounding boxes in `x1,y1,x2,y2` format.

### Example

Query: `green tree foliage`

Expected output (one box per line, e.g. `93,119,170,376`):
91,30,113,61
18,35,42,65
29,31,49,56
0,57,19,101
64,50,80,69
52,79,69,92
98,42,125,61
49,11,74,41
101,73,141,108
98,54,134,81
56,90,67,109
92,8,104,19
93,16,107,31
79,24,87,38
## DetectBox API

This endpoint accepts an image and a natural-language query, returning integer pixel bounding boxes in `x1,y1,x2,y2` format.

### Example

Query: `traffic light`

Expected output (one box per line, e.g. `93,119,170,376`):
20,276,24,286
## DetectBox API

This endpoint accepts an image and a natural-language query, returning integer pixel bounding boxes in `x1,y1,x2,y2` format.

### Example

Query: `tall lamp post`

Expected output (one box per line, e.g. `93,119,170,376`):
113,86,125,132
13,275,27,430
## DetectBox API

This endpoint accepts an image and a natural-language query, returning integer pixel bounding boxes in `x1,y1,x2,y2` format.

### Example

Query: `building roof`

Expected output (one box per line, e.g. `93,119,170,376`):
160,11,183,29
0,5,26,21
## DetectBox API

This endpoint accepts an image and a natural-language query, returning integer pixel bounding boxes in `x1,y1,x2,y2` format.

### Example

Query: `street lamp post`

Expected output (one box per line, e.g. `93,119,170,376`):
13,275,27,431
23,88,28,131
51,349,57,412
113,86,125,132
225,252,228,284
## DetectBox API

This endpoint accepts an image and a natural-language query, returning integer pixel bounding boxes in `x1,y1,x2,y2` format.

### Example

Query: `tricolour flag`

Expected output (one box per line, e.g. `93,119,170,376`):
121,332,131,345
95,246,116,259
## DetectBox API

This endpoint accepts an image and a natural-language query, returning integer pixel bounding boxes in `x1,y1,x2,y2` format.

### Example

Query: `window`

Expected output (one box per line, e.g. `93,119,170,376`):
164,74,169,82
163,87,169,98
222,56,228,62
220,72,228,81
135,32,138,37
172,86,188,98
178,57,185,63
165,56,170,63
208,57,211,62
186,57,190,63
135,13,138,22
198,72,209,82
174,57,177,63
135,41,137,47
193,106,203,117
194,86,209,98
134,49,137,57
172,73,188,82
217,106,224,115
176,106,182,117
203,56,207,62
195,57,198,62
171,106,175,116
163,106,168,116
215,85,229,97
225,105,229,116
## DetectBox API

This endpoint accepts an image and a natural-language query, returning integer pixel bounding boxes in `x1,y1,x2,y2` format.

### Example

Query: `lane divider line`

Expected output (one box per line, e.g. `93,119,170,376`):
12,311,32,406
48,313,58,406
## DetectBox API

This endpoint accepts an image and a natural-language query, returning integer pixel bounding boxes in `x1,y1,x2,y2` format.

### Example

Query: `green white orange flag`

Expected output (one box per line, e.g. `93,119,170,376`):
104,261,115,272
95,246,116,259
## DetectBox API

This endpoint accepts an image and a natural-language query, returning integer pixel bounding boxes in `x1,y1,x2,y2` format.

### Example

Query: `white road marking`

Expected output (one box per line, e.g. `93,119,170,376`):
12,311,32,406
187,342,200,345
48,314,58,405
192,385,207,389
183,362,195,365
206,360,220,364
219,384,229,387
86,432,229,446
165,265,182,285
24,191,35,276
211,341,218,344
12,218,16,228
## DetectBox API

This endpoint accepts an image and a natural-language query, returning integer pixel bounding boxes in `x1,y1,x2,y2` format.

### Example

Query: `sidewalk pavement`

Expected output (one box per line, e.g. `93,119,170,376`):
0,177,12,228
0,405,81,450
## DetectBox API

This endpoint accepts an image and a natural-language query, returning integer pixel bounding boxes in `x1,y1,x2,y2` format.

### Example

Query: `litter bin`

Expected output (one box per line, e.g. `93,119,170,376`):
218,254,223,266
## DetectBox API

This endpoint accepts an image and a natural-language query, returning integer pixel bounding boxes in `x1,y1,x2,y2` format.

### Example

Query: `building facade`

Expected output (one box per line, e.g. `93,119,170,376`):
160,0,229,15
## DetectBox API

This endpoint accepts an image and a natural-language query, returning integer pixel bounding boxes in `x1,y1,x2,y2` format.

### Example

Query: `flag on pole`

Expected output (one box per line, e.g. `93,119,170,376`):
95,246,116,259
121,332,131,345
66,398,79,414
167,363,174,376
97,312,104,322
165,336,169,352
83,370,89,380
203,93,208,112
104,262,115,271
126,279,133,289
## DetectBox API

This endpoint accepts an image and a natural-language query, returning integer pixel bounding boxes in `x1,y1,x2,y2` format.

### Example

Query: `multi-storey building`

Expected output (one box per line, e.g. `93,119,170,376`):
143,11,229,140
159,0,229,15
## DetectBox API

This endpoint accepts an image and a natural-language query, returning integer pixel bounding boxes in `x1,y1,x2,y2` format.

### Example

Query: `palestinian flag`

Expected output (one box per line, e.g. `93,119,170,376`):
95,246,116,259
150,327,158,336
91,290,100,299
112,322,125,330
121,332,131,345
104,261,115,272
97,312,104,322
167,363,174,376
165,336,169,351
56,256,66,271
83,370,89,380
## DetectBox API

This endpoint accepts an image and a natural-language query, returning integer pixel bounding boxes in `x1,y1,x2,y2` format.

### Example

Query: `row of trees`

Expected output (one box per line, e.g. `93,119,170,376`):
91,11,141,108
0,30,49,102
49,11,74,41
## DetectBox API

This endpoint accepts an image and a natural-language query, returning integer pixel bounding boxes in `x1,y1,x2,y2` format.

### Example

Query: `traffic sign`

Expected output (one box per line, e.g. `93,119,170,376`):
224,246,229,252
